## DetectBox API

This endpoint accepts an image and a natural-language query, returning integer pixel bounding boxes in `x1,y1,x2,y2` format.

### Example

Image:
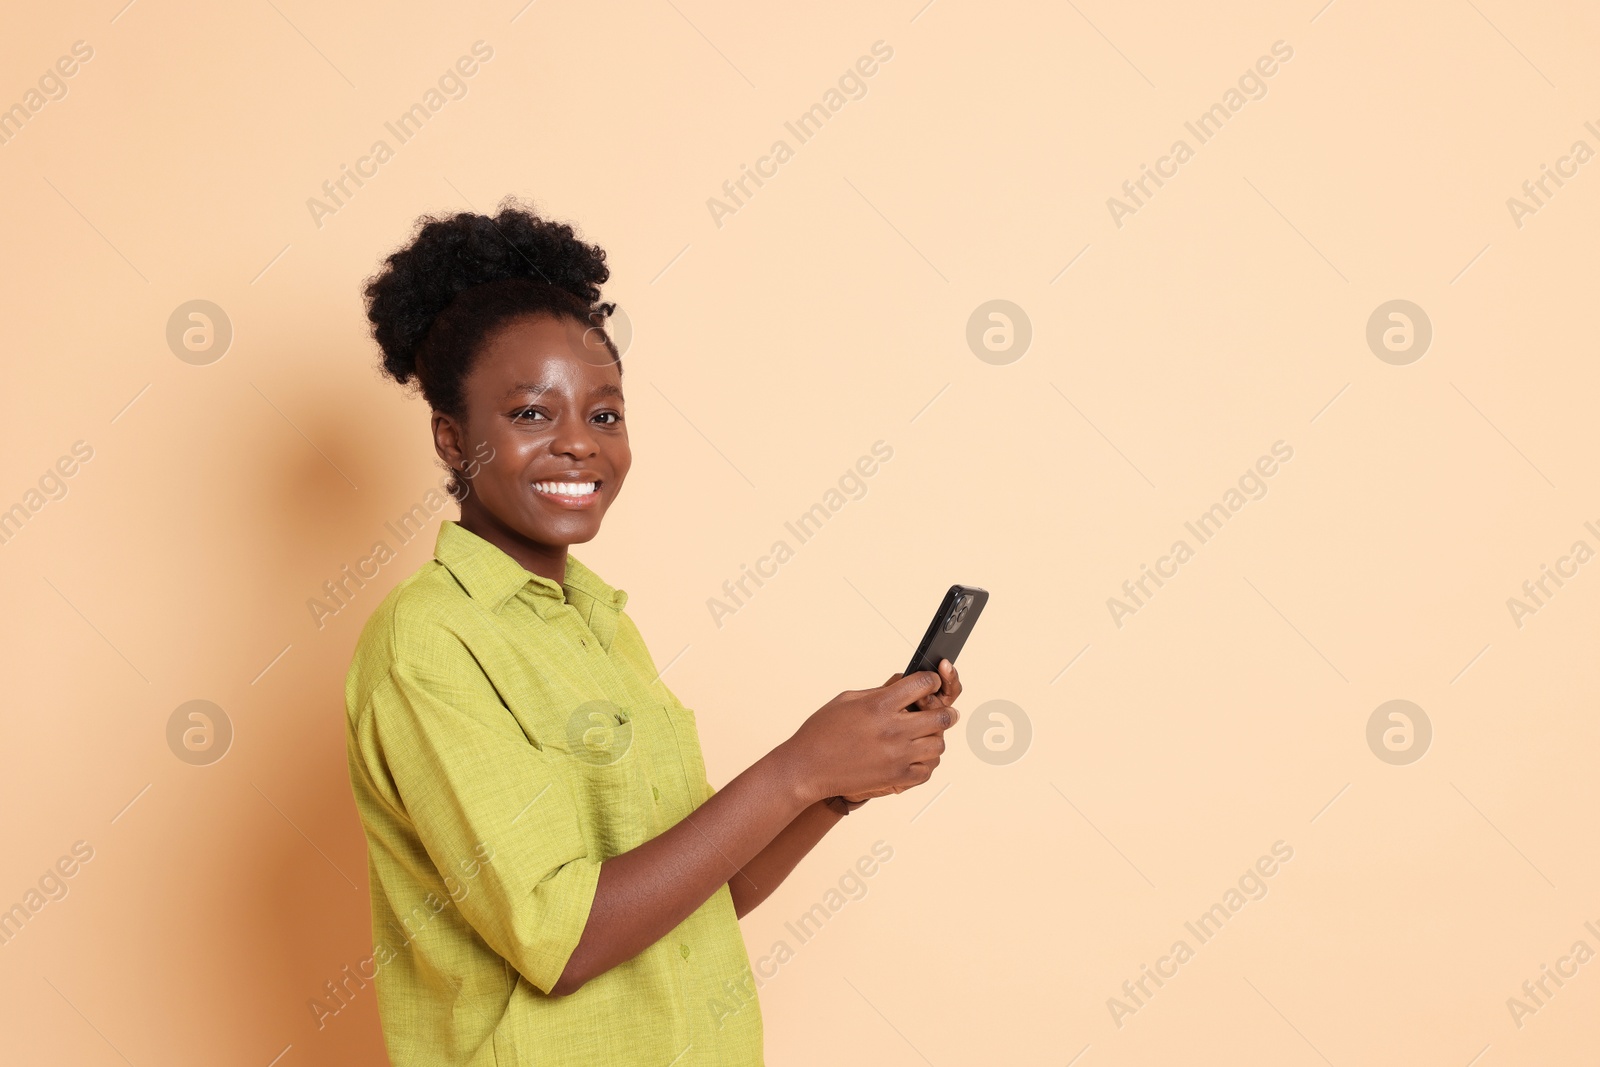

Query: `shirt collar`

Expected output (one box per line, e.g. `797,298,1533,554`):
433,520,629,617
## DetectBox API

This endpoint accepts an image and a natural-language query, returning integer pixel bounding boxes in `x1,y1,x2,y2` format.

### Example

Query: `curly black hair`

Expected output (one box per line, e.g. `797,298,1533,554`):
363,199,619,423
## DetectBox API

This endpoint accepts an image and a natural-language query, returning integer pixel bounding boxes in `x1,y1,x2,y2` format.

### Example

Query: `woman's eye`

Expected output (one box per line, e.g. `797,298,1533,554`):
510,407,620,424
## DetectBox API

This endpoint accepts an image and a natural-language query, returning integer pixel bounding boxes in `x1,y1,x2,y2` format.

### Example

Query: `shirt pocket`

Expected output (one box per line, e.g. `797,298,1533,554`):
562,702,652,858
659,700,712,810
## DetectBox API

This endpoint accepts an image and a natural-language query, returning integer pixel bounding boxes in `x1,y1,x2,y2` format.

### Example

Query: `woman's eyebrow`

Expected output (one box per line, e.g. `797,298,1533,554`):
499,382,622,402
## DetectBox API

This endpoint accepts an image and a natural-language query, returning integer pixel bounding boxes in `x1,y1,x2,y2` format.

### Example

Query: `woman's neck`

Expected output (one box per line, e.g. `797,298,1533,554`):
457,506,568,588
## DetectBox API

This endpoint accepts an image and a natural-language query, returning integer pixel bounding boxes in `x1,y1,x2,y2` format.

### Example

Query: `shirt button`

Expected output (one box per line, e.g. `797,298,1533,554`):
679,943,691,960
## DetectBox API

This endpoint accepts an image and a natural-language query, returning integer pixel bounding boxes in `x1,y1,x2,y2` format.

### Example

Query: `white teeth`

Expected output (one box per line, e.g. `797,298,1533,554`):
534,481,597,496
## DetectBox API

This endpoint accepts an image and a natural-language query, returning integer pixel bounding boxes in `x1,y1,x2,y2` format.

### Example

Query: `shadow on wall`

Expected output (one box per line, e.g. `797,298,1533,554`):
227,335,421,1064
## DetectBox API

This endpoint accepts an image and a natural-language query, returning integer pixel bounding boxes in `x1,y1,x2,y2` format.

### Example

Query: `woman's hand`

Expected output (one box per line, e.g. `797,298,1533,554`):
840,659,962,803
782,661,962,806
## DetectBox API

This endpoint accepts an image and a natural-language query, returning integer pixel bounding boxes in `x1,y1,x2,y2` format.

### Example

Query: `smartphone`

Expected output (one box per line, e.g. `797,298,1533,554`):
903,585,988,683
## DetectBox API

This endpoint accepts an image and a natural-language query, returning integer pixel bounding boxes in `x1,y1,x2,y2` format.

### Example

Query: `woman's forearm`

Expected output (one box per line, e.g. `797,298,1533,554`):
550,671,952,996
550,740,817,995
726,799,843,918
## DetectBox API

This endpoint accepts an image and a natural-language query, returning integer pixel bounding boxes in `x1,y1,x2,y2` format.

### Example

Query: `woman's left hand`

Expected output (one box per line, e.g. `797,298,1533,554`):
840,658,962,804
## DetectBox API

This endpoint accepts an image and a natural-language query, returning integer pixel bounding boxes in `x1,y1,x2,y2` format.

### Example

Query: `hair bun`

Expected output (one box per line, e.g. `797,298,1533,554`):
364,199,610,386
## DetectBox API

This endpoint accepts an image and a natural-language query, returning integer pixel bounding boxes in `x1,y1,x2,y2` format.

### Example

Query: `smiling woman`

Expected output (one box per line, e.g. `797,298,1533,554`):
345,199,963,1066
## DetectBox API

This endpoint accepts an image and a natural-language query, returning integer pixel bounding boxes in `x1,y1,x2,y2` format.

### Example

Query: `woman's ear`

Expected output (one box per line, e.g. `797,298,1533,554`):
431,411,469,473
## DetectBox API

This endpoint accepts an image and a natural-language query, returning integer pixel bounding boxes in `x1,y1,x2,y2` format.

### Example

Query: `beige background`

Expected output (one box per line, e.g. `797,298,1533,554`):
2,0,1597,1063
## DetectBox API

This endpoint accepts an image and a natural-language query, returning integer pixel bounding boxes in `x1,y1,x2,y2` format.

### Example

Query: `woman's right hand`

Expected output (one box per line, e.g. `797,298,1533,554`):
783,670,959,804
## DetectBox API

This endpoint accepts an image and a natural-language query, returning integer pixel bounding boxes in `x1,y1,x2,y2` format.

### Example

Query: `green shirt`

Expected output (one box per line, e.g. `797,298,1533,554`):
344,520,765,1065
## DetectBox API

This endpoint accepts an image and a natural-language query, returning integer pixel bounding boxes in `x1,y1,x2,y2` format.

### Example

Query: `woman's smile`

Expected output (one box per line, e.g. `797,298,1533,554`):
531,475,603,508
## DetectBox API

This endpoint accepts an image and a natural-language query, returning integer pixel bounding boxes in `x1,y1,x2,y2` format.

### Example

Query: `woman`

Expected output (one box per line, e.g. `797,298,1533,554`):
344,201,962,1066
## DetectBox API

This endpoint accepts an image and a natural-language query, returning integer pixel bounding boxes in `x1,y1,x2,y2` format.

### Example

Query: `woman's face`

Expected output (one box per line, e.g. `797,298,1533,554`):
436,313,630,559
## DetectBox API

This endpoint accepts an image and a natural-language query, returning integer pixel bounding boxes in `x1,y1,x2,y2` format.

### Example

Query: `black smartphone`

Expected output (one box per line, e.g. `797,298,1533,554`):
903,584,988,683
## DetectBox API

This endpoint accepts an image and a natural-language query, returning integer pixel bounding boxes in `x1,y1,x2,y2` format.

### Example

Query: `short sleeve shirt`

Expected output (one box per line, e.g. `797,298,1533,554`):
344,520,765,1065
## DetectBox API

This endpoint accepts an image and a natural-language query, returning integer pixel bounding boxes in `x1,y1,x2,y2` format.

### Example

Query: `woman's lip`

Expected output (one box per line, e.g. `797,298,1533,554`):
531,482,602,508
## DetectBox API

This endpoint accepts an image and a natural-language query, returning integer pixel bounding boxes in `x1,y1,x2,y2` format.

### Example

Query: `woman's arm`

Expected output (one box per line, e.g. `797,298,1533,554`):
549,671,950,996
726,798,844,919
722,661,963,918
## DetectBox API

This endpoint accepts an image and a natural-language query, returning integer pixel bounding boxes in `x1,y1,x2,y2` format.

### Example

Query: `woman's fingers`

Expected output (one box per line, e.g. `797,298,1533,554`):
881,670,942,712
899,704,959,745
939,659,962,702
909,660,962,710
917,729,947,758
901,757,939,788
